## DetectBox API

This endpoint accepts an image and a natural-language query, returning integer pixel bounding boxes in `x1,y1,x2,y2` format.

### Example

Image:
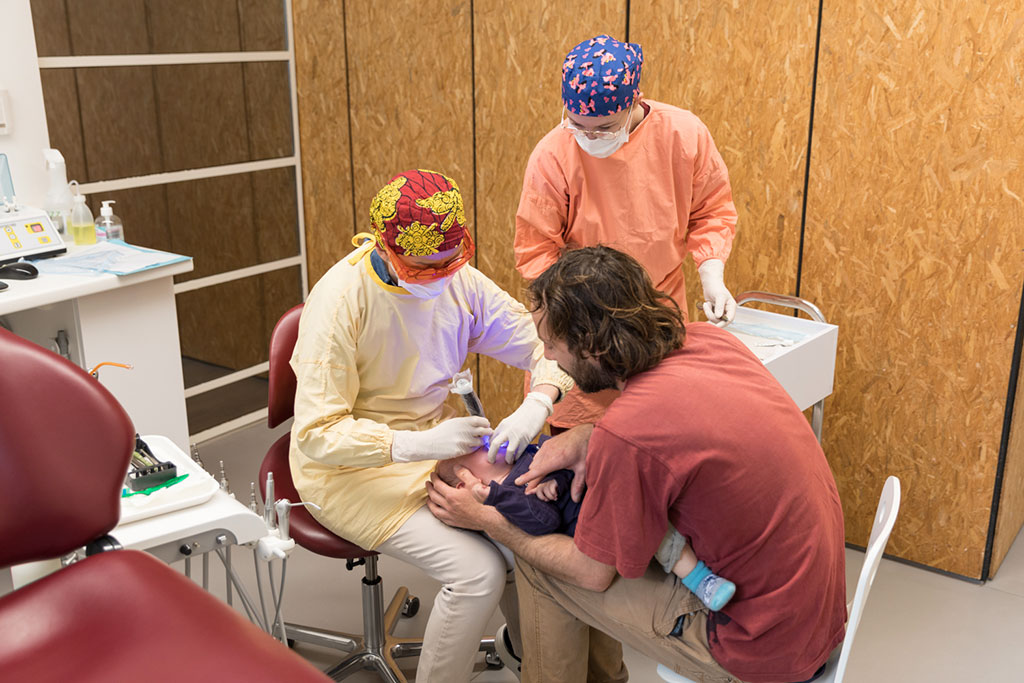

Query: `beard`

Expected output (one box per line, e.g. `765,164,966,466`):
560,358,619,394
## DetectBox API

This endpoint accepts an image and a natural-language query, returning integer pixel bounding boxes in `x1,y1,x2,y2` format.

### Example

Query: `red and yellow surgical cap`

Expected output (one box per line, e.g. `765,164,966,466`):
369,169,468,256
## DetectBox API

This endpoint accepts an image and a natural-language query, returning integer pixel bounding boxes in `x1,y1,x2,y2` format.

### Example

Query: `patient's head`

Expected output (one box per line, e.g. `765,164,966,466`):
435,447,513,488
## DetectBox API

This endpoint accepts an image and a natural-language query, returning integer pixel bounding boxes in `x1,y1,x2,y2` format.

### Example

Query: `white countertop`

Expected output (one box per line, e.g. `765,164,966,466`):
0,247,193,316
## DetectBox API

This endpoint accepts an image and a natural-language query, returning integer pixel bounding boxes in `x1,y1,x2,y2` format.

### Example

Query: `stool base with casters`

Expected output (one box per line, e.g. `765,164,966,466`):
283,554,421,682
284,571,498,682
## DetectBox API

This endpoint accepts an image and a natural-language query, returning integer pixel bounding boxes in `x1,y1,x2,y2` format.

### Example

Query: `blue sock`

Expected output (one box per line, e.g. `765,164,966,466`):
681,560,712,594
682,561,736,611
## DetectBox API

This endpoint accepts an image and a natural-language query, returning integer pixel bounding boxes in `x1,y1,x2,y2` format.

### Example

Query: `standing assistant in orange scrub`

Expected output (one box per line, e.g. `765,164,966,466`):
513,34,738,431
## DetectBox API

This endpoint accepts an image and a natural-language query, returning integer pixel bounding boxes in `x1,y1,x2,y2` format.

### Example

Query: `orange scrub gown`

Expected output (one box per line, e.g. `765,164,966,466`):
514,99,737,428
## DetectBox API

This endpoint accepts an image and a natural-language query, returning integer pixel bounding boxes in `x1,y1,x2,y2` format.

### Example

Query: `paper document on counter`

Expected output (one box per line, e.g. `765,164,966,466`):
34,240,190,276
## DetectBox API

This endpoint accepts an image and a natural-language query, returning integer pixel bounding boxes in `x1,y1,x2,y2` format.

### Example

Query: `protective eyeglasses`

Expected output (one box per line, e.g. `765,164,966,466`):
558,101,635,140
382,233,476,283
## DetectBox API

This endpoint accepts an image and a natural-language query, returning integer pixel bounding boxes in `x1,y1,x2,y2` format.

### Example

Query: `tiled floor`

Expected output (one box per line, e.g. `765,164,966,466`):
194,422,1024,682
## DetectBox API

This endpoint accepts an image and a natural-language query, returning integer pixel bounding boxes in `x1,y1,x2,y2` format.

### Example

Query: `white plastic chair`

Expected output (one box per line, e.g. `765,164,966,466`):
657,476,901,683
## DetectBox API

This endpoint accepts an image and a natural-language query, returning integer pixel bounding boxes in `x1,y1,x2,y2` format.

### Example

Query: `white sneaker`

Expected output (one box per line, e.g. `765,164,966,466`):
494,623,521,681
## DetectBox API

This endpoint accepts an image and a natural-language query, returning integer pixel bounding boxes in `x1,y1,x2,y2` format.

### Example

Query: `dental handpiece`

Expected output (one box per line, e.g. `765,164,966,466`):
264,472,276,529
452,378,486,419
274,499,321,542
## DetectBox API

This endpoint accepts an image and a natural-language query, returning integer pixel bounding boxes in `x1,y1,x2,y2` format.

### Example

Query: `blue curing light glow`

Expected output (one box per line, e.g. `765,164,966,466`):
480,435,510,461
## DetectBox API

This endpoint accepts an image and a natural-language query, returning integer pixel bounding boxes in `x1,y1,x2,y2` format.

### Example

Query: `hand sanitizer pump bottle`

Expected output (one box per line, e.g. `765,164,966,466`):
43,149,73,237
96,200,123,241
69,184,97,246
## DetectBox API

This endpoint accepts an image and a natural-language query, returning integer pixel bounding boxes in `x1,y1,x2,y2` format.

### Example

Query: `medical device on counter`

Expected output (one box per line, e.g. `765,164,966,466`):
0,153,67,265
43,149,73,237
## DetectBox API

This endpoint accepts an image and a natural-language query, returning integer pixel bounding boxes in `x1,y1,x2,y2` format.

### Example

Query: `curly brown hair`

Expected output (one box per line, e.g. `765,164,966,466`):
527,246,686,381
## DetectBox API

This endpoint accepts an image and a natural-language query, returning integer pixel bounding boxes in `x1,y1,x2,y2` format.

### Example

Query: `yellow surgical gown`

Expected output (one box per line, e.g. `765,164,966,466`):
289,240,573,550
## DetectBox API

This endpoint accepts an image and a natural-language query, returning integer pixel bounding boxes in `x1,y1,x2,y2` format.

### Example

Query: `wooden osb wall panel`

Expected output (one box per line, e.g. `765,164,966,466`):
630,0,817,319
345,1,474,242
474,0,626,423
292,0,353,285
343,0,475,411
804,1,1024,578
991,341,1024,577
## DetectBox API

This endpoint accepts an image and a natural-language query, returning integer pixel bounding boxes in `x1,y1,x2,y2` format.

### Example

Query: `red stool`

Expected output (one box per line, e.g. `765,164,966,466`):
262,305,422,682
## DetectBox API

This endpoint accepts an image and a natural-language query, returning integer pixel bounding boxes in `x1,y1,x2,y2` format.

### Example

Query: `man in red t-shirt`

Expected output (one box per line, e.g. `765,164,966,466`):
427,246,846,683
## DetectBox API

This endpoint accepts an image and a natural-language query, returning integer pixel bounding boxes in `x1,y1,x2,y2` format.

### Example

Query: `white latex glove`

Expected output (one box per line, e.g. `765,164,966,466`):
391,416,492,463
487,391,554,465
697,259,736,325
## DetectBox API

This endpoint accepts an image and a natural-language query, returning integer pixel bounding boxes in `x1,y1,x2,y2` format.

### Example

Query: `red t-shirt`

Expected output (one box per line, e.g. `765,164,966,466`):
574,323,846,683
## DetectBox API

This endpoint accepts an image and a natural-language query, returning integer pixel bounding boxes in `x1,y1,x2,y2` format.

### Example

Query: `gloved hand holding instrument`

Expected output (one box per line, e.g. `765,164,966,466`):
487,391,553,465
697,258,736,326
391,416,492,462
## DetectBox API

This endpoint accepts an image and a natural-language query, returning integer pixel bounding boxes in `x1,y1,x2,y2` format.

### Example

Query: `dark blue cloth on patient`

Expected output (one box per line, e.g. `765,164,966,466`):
483,443,582,536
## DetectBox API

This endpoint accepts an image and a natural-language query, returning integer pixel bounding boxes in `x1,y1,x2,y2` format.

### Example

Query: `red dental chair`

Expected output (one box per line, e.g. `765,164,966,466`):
0,328,328,682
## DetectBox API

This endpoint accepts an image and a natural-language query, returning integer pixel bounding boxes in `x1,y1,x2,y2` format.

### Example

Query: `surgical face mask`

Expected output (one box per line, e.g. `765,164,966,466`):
569,101,635,159
398,274,454,299
573,122,630,158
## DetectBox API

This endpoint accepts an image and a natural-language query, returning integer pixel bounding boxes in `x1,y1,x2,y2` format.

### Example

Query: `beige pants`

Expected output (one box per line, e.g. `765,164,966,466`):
515,557,744,683
376,506,520,682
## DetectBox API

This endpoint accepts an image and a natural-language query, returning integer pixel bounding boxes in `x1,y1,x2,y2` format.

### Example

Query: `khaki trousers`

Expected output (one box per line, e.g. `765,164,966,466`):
515,557,744,683
377,506,520,682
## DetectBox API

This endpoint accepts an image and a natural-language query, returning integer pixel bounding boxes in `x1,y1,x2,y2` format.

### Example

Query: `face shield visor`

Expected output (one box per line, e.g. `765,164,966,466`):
381,232,475,284
370,169,473,286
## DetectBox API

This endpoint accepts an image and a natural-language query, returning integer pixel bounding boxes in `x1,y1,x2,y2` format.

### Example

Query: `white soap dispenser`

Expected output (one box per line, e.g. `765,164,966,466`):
97,200,123,241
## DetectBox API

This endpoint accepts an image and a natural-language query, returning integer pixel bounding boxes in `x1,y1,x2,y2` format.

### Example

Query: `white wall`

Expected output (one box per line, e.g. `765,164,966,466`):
0,0,51,206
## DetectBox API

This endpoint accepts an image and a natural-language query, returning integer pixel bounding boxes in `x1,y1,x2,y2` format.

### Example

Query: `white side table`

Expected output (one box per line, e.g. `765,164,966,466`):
0,255,193,449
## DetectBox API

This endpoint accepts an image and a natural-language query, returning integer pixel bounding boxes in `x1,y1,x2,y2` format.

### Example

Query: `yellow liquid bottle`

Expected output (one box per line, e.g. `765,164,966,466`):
70,194,97,245
71,219,97,245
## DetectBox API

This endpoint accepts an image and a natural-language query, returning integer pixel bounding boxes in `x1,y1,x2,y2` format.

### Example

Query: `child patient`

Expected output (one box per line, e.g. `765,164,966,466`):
435,442,737,611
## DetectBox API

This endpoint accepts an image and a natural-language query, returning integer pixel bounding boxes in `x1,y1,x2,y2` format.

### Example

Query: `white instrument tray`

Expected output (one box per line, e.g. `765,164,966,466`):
725,307,838,411
119,435,219,525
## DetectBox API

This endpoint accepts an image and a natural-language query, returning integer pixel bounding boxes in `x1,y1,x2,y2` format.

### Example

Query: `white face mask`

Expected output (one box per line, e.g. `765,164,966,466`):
398,274,454,300
573,115,631,158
